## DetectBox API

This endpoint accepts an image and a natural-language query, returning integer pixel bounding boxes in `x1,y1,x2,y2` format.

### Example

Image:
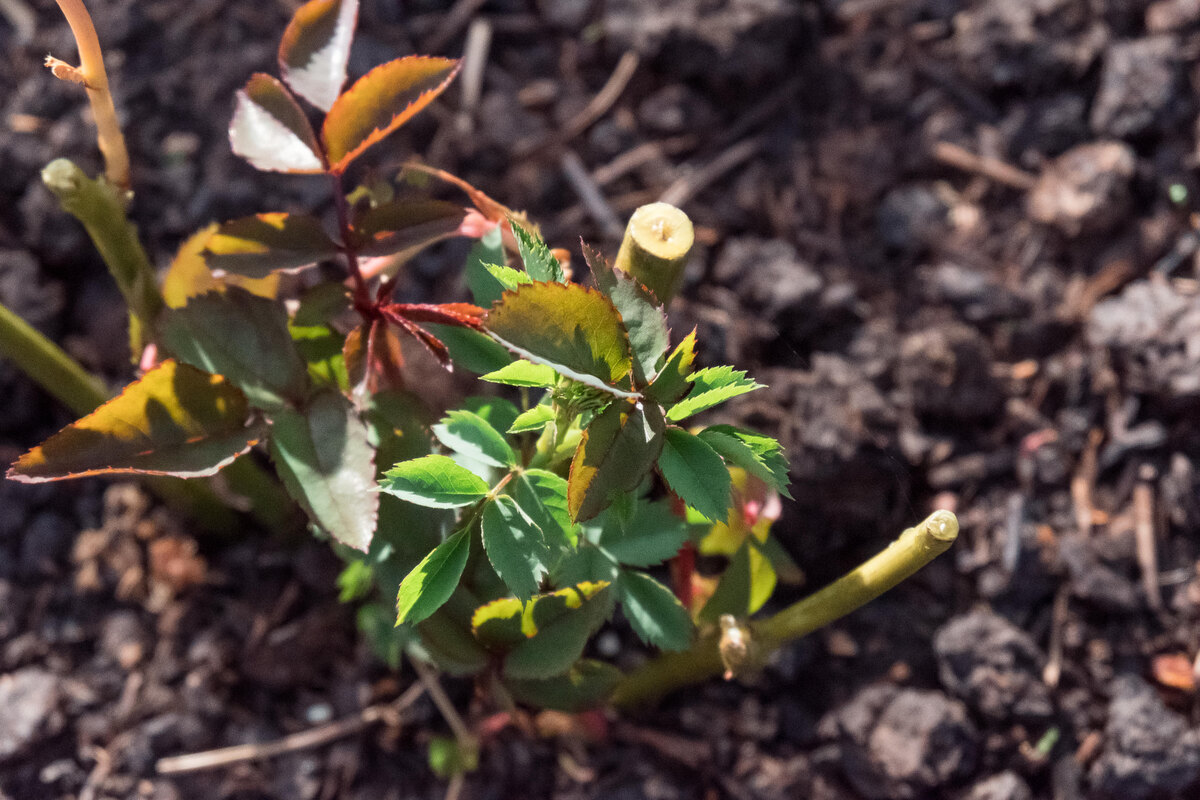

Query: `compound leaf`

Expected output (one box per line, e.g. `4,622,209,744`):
584,242,668,385
598,498,688,567
698,424,791,499
504,582,612,679
162,224,280,308
513,468,574,547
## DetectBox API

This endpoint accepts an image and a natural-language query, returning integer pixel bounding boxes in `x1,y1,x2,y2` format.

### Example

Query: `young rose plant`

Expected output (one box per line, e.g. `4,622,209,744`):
2,0,959,735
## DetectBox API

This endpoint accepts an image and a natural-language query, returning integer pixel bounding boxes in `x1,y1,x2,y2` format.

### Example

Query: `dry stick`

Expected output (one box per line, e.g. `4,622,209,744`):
156,683,426,775
591,136,696,187
1133,467,1162,612
410,658,478,752
658,136,764,207
51,0,131,191
1043,584,1070,688
932,141,1037,191
425,0,488,54
561,149,624,238
454,17,492,136
514,51,640,159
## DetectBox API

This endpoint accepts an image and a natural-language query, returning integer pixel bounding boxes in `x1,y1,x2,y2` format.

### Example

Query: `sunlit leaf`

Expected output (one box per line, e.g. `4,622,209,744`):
698,539,776,623
618,570,693,651
323,56,460,173
568,400,664,522
508,405,554,434
162,288,311,412
395,527,471,625
511,220,564,283
598,498,687,567
480,360,557,388
162,225,281,309
584,242,668,385
8,360,260,482
352,199,466,258
433,409,517,468
645,329,697,405
470,596,526,650
381,454,489,508
657,427,731,522
278,0,359,111
270,390,378,551
229,73,325,173
483,262,534,292
482,495,550,601
464,226,506,306
203,213,339,278
504,659,623,712
698,424,791,499
666,366,763,422
513,468,575,547
504,582,612,679
486,282,636,396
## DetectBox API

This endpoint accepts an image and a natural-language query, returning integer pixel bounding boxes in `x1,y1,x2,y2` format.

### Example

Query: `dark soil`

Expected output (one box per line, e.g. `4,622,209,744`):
4,0,1200,798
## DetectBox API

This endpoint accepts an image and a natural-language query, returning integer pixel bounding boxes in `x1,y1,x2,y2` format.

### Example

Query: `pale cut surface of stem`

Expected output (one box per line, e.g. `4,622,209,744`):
610,510,959,708
613,202,694,305
52,0,131,190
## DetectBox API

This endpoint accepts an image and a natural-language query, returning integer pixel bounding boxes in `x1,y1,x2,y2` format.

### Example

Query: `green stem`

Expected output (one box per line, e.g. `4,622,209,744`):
0,300,106,416
610,510,959,708
42,158,163,358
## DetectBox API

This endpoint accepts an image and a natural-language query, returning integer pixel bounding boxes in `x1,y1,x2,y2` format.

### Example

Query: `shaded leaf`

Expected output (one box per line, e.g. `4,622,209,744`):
8,360,259,482
433,409,516,468
461,396,520,435
657,427,731,522
204,213,338,278
381,454,489,508
698,424,791,499
618,570,693,651
470,596,526,650
162,224,280,309
353,199,466,258
323,56,460,173
504,659,622,712
568,400,664,522
666,366,763,422
278,0,359,111
417,589,490,674
481,360,557,388
229,73,325,173
395,527,471,625
463,226,507,306
598,498,688,567
504,582,612,679
422,324,513,375
511,219,564,283
508,405,554,434
645,329,697,405
486,282,636,396
482,495,550,601
583,242,668,385
270,390,378,551
513,468,575,547
344,318,404,394
552,545,619,587
698,539,776,623
161,288,310,412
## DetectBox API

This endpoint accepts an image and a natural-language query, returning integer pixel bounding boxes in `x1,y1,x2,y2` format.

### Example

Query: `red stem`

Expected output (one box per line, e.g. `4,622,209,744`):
329,172,372,315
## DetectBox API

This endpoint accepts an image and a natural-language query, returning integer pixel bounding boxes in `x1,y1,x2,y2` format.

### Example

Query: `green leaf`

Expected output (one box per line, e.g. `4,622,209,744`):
598,498,688,567
513,469,575,547
162,288,311,412
698,425,791,499
504,659,623,712
395,527,471,625
646,329,697,405
464,226,507,306
229,73,325,173
482,496,550,601
486,282,636,397
618,570,693,651
510,220,564,283
203,213,339,278
428,735,478,779
337,559,374,602
423,324,513,375
381,454,489,508
483,262,534,292
481,360,557,388
417,588,491,674
504,582,612,679
8,360,260,482
352,199,466,258
666,366,763,422
584,242,668,385
698,539,776,623
269,390,378,551
323,56,460,173
568,400,665,522
552,545,619,587
461,397,520,436
433,409,517,468
357,602,408,668
470,597,526,650
657,427,731,522
277,0,359,111
508,405,554,434
290,322,349,391
162,224,282,309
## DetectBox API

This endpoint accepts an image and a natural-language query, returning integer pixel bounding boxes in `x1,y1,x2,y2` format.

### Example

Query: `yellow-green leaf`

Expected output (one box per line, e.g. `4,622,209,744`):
568,400,664,522
8,360,260,482
162,224,280,309
278,0,359,111
323,56,460,173
204,212,339,278
229,73,325,173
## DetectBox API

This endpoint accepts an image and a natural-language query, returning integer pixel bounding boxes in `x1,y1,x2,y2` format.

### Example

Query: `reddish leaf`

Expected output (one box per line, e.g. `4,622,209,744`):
352,199,467,258
386,302,486,330
229,74,325,174
322,56,460,174
8,360,261,482
204,212,339,278
278,0,359,111
401,161,515,224
345,318,406,393
381,309,451,367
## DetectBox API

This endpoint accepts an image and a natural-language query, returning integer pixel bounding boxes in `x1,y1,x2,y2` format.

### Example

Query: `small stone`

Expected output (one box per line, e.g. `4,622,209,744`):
934,608,1053,722
710,237,823,322
1027,141,1136,236
1090,675,1200,799
1090,37,1179,138
0,668,64,762
99,610,149,670
1059,535,1142,612
964,771,1033,800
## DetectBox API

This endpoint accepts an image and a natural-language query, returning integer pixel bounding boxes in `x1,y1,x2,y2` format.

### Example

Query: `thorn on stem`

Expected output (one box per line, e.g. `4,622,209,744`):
44,55,91,88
